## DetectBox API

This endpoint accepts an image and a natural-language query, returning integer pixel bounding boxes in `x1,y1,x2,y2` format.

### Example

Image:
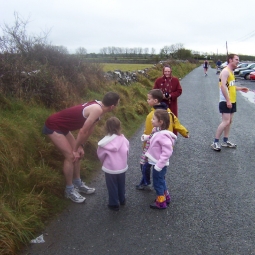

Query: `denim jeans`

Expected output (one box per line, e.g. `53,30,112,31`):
152,165,167,196
139,162,151,185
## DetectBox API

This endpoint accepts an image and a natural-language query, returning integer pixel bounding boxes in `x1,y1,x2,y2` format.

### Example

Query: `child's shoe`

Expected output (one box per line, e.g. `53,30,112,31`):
136,184,152,191
108,205,119,211
164,190,171,205
136,184,145,190
120,199,126,205
150,195,167,209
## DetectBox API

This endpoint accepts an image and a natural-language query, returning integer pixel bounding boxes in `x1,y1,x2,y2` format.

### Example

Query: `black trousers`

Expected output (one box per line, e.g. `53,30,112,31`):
105,172,126,206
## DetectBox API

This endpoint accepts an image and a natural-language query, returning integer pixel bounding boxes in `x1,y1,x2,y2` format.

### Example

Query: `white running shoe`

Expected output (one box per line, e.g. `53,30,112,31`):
75,181,95,194
221,141,237,148
65,188,86,203
211,142,221,151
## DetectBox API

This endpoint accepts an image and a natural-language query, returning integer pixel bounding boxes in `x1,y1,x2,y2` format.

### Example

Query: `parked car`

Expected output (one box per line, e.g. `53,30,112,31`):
239,68,255,80
237,63,249,69
249,71,255,80
234,63,255,76
220,61,227,69
219,62,247,70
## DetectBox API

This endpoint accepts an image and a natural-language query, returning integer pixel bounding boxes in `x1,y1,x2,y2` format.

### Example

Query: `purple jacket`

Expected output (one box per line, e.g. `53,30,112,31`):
97,134,129,174
145,130,176,171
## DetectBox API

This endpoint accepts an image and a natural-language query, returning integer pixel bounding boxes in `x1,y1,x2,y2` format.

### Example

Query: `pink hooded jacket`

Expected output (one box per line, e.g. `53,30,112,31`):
143,130,176,171
97,134,129,174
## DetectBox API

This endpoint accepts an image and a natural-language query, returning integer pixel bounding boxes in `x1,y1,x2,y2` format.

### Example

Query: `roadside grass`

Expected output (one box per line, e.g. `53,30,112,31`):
102,63,154,72
0,61,197,255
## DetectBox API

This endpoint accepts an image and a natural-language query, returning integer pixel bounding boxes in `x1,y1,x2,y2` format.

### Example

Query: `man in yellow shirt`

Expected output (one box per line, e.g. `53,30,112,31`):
211,54,249,151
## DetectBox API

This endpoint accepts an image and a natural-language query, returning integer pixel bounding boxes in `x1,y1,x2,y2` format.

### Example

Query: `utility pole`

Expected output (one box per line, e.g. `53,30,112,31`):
226,41,228,57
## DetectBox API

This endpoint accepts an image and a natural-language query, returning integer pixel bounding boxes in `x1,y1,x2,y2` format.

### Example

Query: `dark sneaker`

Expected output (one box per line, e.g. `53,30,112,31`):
221,141,237,148
136,184,152,191
120,199,126,206
136,184,145,190
108,205,119,211
211,142,221,151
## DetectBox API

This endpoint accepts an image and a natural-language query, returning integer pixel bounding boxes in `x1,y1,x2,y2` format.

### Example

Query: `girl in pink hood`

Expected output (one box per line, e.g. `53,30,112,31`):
97,117,129,211
141,109,176,209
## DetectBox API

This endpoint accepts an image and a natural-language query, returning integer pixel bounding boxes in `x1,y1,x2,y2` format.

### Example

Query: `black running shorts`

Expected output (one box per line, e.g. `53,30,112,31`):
42,125,69,135
219,101,236,113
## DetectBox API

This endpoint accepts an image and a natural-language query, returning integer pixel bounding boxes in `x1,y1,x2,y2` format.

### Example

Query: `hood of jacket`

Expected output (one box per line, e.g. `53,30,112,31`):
98,134,124,152
153,102,168,110
157,130,177,142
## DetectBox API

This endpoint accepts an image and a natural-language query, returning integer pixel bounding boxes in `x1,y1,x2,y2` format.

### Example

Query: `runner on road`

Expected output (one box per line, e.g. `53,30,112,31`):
211,54,249,152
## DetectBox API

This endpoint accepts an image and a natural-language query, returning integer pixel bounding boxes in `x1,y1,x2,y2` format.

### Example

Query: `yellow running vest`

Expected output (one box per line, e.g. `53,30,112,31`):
219,67,236,103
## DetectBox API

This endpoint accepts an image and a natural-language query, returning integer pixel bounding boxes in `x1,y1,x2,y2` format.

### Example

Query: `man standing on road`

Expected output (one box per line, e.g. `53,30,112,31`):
211,54,249,152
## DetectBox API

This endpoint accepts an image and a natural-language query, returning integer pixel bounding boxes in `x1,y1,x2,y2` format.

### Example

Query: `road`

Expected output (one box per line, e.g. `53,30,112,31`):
21,66,255,255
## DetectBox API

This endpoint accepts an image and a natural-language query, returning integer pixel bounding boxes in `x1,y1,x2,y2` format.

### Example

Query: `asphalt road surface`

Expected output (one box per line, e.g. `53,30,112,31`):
21,67,255,255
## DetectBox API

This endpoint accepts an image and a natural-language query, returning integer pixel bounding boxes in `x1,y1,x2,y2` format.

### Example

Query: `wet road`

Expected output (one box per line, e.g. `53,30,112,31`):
21,67,255,255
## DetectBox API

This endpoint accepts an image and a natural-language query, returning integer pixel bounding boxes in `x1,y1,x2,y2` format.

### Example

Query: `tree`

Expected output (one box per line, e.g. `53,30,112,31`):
76,47,87,55
0,12,49,56
160,46,171,58
176,48,192,59
151,47,156,55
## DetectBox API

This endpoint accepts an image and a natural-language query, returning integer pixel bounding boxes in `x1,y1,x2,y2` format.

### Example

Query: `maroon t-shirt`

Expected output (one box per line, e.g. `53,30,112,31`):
45,100,101,133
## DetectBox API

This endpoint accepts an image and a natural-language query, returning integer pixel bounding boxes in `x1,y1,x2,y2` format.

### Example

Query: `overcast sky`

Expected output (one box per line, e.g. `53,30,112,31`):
1,0,255,57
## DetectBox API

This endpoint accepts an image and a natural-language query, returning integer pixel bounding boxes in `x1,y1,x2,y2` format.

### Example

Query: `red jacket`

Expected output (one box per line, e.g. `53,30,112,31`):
153,76,182,117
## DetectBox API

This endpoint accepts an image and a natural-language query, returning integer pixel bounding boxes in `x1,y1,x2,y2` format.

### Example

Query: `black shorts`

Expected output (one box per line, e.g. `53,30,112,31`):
42,125,69,136
219,101,236,113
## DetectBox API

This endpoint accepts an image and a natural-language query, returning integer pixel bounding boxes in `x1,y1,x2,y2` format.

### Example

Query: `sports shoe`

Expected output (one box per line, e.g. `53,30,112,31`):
108,205,119,211
120,199,126,206
135,184,152,191
150,201,167,209
75,181,95,194
165,191,171,205
221,141,237,148
65,189,86,203
211,142,221,151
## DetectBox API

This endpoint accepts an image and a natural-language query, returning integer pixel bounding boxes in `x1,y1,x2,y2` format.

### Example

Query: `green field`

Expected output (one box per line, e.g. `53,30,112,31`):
102,63,154,72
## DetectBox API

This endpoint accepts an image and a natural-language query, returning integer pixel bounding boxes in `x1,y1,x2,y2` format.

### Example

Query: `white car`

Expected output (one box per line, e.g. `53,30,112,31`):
220,61,227,69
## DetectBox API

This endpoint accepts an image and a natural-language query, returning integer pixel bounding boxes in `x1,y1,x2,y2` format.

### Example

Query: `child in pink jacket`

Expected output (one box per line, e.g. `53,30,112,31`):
141,109,176,209
97,117,129,211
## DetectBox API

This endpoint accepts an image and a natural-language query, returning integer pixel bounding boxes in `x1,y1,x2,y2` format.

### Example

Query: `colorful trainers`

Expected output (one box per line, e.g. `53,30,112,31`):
65,189,86,203
150,200,167,209
211,142,221,151
75,181,95,194
150,195,167,209
165,191,171,205
221,141,237,148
